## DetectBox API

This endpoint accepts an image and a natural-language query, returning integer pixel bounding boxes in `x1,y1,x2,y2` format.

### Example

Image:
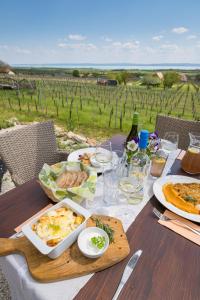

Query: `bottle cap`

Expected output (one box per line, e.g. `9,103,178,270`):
132,112,139,125
139,130,149,149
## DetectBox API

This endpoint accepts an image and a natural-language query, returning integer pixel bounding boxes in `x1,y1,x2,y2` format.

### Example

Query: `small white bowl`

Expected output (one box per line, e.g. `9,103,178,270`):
78,227,109,259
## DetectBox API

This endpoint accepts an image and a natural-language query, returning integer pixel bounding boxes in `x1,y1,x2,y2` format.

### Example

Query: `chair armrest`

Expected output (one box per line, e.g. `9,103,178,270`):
57,150,69,162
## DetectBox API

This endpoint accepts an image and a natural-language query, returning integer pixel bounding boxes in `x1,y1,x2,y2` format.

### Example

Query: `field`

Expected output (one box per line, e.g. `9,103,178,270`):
0,73,200,138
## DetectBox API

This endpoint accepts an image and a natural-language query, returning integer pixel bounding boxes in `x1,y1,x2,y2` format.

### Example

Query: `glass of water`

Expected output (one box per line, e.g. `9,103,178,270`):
103,169,118,205
94,142,113,171
161,131,179,154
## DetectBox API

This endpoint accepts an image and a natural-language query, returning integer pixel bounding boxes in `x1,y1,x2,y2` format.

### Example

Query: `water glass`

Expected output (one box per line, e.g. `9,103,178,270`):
103,169,118,205
112,149,127,177
161,131,179,154
95,142,113,168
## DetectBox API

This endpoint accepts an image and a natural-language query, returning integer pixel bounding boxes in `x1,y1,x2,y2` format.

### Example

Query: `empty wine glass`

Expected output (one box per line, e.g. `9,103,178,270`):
94,141,113,169
161,131,179,154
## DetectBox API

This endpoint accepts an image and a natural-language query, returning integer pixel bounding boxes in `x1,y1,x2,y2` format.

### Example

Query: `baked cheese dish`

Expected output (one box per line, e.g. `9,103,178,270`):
163,183,200,214
32,207,84,247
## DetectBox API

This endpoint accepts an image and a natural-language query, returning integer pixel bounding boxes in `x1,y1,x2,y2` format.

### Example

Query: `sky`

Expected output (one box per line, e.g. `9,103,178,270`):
0,0,200,64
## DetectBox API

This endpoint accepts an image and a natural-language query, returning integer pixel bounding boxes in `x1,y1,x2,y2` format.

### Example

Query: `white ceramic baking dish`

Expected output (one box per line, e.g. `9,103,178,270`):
22,198,91,259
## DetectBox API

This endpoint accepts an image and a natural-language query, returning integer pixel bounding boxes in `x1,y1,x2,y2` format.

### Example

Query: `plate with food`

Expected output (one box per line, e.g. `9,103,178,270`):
153,175,200,222
67,147,118,173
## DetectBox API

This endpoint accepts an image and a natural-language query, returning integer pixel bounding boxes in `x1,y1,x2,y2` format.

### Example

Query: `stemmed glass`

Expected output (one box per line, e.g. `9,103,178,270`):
94,141,113,172
161,131,179,154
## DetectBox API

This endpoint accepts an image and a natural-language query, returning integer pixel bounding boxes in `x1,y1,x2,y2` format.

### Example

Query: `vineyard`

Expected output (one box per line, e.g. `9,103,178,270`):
0,76,200,137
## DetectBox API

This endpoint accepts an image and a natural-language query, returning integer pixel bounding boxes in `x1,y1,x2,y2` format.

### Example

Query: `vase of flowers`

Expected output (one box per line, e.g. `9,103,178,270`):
126,131,160,164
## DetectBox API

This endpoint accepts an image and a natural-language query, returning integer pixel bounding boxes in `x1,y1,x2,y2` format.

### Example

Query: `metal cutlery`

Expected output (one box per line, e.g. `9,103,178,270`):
112,249,143,300
153,207,200,236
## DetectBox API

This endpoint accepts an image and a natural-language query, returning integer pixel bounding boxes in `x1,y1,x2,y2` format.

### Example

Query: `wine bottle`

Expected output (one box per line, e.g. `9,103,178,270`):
126,112,139,144
128,130,150,203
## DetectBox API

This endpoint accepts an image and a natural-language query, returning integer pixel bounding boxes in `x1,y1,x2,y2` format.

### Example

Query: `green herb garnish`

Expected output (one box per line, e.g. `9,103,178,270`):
91,236,106,249
48,224,61,232
183,195,197,205
92,218,114,243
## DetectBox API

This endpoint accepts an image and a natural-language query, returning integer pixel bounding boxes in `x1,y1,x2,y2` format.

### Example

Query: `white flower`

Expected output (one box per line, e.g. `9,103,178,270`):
127,140,138,152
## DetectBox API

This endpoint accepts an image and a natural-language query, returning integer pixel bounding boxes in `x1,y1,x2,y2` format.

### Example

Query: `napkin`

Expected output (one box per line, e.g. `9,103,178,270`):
176,150,186,160
158,210,200,246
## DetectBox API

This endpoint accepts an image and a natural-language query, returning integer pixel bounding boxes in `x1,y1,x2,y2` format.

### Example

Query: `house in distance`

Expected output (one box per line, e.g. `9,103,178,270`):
97,78,118,86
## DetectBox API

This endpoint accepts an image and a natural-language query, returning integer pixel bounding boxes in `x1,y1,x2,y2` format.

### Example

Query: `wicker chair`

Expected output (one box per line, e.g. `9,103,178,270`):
0,121,68,186
155,115,200,150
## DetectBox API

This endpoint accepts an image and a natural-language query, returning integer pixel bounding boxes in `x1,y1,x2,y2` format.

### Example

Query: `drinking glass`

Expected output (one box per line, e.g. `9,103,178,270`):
94,141,113,169
150,150,168,178
103,169,118,205
161,131,179,154
118,176,143,204
112,149,127,177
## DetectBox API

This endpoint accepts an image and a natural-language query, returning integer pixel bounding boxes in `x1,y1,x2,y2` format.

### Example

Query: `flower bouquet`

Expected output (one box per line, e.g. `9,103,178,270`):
126,132,160,163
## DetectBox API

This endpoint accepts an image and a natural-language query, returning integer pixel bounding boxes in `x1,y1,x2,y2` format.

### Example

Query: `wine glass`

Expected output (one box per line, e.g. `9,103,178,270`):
161,131,179,154
94,141,113,170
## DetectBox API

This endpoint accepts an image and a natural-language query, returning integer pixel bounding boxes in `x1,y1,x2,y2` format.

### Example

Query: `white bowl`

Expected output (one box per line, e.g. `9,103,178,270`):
78,227,109,259
22,198,91,259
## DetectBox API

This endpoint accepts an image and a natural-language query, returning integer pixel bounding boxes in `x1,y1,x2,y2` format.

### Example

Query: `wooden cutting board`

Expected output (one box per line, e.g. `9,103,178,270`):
0,215,130,282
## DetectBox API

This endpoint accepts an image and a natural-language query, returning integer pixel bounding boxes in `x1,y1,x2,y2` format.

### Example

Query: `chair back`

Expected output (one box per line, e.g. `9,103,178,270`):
0,121,58,185
155,115,200,150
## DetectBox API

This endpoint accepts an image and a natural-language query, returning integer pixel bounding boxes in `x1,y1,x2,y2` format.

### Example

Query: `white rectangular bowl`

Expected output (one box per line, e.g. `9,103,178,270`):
22,198,91,259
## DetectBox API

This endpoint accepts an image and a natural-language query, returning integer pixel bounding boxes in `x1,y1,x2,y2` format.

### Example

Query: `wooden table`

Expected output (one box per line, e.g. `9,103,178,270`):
0,136,200,300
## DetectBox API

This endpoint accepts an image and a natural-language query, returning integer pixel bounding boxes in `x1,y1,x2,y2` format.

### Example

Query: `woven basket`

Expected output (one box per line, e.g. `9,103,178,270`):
38,161,97,203
38,180,61,203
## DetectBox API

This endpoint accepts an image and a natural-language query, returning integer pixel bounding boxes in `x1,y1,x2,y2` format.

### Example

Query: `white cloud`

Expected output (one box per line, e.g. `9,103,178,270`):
68,34,86,41
160,43,179,51
152,35,163,41
102,36,112,42
172,27,189,34
111,40,140,50
187,35,197,40
58,42,96,51
14,47,31,54
0,44,8,49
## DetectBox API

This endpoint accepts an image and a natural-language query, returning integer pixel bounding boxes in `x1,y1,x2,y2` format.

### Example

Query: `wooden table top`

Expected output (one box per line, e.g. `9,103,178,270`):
0,135,200,300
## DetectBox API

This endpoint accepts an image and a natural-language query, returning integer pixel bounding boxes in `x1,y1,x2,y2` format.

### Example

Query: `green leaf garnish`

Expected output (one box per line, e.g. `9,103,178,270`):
183,195,197,204
91,217,114,243
48,224,61,232
91,236,106,249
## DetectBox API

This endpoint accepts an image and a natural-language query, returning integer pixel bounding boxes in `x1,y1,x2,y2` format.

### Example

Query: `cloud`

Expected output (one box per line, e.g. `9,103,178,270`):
0,44,8,49
68,34,86,41
172,27,189,34
160,43,179,51
112,40,140,50
58,42,96,50
187,35,197,40
14,47,31,54
0,45,31,54
152,35,163,41
102,36,112,42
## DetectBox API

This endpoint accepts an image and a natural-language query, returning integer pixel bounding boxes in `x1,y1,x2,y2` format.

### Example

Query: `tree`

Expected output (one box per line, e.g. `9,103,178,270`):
72,69,80,77
195,73,200,83
141,75,161,88
120,71,130,85
163,72,180,88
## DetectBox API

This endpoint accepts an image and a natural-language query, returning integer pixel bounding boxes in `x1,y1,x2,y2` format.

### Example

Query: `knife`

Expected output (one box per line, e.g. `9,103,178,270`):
112,249,143,300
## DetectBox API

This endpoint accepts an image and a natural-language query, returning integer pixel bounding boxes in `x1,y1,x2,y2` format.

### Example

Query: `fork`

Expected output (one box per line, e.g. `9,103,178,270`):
153,207,200,236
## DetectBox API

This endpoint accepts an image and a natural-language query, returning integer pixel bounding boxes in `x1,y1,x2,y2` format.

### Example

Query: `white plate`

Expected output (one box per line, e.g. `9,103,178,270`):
153,175,200,223
67,147,118,173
